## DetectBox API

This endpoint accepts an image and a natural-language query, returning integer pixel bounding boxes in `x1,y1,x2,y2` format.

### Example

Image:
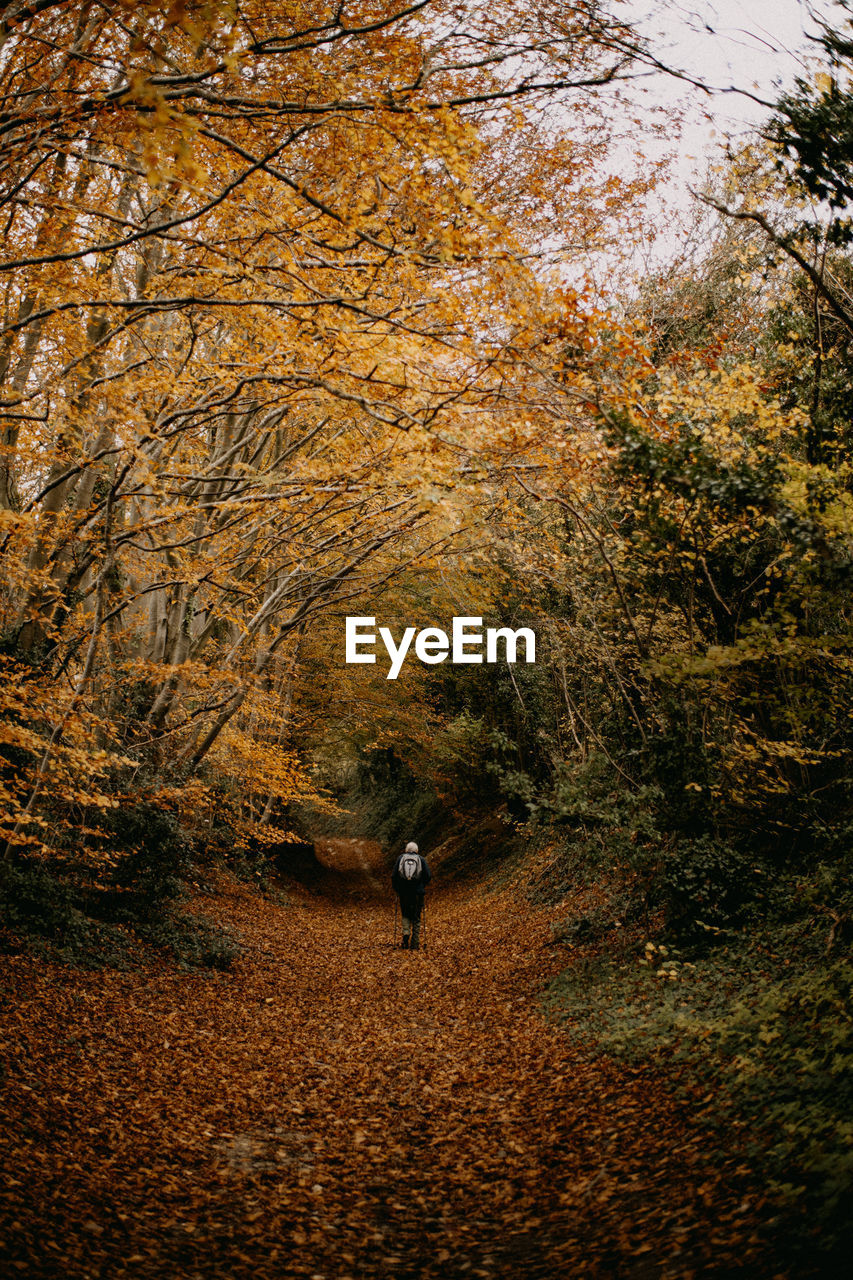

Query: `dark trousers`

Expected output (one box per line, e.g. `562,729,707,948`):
399,893,423,942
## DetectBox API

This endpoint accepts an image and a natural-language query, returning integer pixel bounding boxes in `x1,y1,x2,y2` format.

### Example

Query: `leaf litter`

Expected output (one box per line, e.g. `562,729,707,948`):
1,841,787,1279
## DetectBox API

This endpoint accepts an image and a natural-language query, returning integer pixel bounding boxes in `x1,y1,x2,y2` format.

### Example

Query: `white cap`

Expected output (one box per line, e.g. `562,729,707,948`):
405,841,419,853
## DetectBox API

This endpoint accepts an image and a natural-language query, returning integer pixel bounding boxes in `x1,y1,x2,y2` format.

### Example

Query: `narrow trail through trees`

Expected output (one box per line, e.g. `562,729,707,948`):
2,842,783,1279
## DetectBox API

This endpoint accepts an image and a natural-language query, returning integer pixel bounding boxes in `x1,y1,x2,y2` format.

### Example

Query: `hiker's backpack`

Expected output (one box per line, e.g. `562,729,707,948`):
399,852,423,881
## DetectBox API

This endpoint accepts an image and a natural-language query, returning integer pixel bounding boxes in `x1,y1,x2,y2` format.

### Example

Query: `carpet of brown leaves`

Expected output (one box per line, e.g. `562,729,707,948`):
0,841,788,1278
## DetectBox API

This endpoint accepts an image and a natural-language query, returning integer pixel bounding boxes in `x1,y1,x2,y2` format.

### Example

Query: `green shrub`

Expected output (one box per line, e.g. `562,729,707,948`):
104,802,192,919
658,835,766,943
132,910,240,970
544,919,853,1266
0,857,128,967
0,799,241,970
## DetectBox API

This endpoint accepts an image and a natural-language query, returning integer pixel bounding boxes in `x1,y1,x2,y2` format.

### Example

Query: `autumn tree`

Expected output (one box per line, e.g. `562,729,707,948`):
0,0,656,867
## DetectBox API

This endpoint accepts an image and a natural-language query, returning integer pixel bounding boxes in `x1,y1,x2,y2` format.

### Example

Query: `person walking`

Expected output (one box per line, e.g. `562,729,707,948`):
392,840,431,950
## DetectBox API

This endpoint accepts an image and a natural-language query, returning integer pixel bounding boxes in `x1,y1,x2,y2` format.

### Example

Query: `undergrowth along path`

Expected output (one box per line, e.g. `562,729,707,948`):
2,840,784,1279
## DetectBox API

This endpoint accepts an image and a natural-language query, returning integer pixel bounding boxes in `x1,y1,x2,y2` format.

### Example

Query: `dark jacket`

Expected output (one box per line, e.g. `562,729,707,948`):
392,852,431,901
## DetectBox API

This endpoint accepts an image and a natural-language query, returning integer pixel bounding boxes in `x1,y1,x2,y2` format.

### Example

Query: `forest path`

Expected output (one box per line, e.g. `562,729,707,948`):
1,841,778,1279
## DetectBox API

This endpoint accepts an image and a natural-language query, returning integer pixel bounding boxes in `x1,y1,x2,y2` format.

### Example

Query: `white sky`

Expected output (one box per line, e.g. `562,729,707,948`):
595,1,850,268
622,0,845,141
